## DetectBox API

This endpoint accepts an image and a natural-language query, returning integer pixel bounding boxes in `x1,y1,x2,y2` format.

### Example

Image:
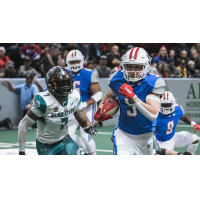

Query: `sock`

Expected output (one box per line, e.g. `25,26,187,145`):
187,143,198,155
81,136,96,155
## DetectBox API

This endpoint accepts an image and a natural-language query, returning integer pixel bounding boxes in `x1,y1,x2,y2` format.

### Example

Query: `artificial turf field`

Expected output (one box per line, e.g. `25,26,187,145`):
0,125,199,155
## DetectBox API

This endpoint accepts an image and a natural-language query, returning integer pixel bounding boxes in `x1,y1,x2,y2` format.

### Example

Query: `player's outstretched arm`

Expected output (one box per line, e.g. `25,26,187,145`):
180,115,200,133
74,110,98,136
83,83,102,108
156,148,191,155
18,109,38,155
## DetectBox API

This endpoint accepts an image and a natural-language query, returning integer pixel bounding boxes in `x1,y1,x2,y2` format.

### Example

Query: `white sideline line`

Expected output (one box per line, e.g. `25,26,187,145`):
79,148,112,153
177,125,193,128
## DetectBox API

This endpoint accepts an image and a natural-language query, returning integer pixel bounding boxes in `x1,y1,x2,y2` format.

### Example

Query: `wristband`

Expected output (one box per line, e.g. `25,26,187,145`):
82,102,88,109
191,121,196,127
131,94,137,101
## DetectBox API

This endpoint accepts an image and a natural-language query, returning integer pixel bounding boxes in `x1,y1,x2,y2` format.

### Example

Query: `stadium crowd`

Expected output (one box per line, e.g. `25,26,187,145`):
0,43,200,78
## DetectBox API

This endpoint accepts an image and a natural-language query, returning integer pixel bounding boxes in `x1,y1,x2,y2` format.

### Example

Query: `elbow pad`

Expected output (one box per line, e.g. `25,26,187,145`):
134,102,158,121
91,91,102,103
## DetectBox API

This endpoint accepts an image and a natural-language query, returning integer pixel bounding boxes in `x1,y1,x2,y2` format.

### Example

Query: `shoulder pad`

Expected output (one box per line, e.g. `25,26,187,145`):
179,105,185,115
153,78,166,95
33,94,47,114
91,70,99,83
108,72,117,85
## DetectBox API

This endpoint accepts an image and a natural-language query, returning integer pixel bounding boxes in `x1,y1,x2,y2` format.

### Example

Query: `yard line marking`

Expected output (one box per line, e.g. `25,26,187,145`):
79,148,112,153
98,132,112,135
177,125,195,128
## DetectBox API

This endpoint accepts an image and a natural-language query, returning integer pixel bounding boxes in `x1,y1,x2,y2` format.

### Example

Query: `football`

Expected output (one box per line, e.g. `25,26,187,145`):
99,98,119,116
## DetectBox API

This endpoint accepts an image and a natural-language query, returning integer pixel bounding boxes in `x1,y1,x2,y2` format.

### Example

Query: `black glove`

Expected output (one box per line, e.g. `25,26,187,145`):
178,152,192,155
155,148,166,155
83,126,98,136
19,151,26,155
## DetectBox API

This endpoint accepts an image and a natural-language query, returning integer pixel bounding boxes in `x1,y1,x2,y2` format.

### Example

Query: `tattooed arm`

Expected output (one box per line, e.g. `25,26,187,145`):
74,109,92,128
74,110,97,136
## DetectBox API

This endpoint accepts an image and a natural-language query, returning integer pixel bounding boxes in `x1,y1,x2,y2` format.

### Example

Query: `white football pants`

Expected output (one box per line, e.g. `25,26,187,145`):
68,103,97,155
112,127,154,155
156,131,198,154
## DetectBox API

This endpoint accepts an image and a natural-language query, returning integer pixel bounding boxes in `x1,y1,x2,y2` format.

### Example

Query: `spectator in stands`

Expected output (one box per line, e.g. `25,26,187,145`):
191,43,200,55
0,46,10,70
169,49,176,59
156,61,168,78
152,45,169,67
0,100,13,130
187,60,198,78
0,61,18,78
172,43,191,59
76,44,89,62
3,73,39,117
61,50,69,61
165,58,182,78
89,43,105,63
21,43,41,61
191,50,200,71
38,43,49,60
64,43,76,52
177,60,187,78
57,58,66,67
41,48,60,76
106,45,121,69
177,50,190,66
18,56,41,78
95,55,111,77
86,60,95,70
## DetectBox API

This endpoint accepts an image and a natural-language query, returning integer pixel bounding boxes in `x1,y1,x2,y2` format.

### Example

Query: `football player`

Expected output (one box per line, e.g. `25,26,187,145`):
66,50,102,155
95,47,166,155
155,91,200,155
18,66,97,155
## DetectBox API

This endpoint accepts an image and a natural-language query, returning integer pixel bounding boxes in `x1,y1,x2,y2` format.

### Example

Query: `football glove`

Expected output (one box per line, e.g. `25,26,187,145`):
19,151,26,155
178,152,192,155
83,126,98,136
119,83,137,101
94,108,113,122
194,124,200,133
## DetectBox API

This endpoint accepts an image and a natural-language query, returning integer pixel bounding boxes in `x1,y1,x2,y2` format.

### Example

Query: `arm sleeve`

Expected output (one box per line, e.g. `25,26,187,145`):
91,70,99,83
74,92,83,112
152,78,166,95
31,94,47,117
18,115,36,152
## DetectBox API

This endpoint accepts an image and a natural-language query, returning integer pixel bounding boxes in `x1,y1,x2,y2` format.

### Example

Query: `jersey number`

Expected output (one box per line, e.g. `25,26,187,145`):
166,121,174,135
73,81,81,94
60,117,68,130
125,98,137,118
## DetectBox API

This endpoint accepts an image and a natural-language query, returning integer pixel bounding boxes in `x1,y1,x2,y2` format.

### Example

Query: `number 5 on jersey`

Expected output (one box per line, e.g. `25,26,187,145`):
125,98,137,118
73,81,81,94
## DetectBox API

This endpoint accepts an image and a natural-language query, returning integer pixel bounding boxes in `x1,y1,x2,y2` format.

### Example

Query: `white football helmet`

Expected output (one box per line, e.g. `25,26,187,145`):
160,91,176,115
66,49,84,73
122,47,152,82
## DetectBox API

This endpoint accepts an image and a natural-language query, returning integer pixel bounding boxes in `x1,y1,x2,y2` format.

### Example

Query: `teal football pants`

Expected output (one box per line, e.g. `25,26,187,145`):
36,135,79,155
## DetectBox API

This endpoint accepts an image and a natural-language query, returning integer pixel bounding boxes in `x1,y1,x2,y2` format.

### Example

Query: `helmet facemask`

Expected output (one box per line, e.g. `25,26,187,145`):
68,59,83,73
160,103,175,115
122,63,151,82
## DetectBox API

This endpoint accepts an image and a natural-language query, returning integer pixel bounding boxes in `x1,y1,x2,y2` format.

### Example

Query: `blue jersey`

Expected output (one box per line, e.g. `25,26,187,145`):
70,68,99,102
109,70,165,135
155,104,184,142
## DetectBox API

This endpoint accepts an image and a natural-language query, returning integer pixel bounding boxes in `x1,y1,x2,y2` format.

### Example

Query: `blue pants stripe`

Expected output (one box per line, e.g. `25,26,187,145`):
112,126,119,155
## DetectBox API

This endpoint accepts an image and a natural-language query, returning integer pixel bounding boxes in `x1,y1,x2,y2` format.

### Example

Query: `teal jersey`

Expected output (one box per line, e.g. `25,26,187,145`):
31,90,83,144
